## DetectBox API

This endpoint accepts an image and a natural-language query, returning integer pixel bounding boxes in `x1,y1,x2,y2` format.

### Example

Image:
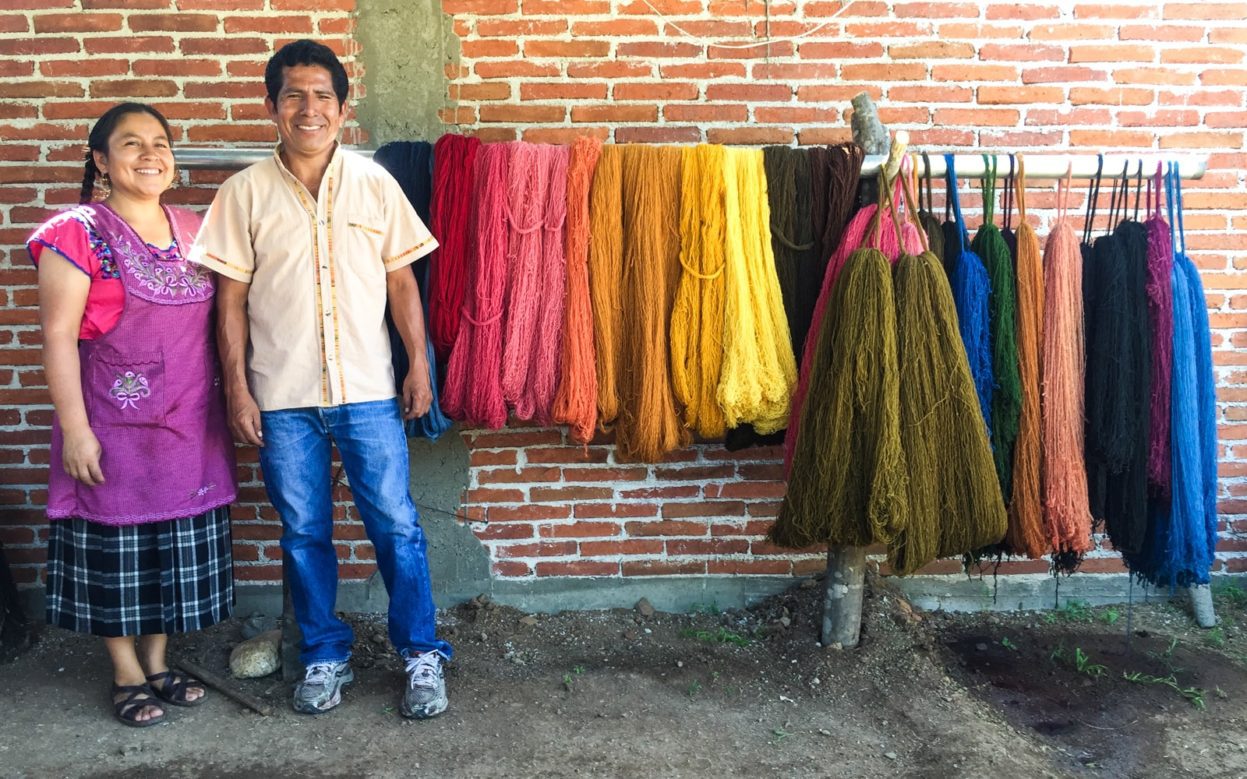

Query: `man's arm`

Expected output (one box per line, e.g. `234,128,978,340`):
385,268,432,421
216,276,264,446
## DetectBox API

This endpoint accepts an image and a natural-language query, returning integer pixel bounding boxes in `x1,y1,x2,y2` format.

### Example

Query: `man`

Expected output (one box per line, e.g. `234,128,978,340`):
189,39,452,719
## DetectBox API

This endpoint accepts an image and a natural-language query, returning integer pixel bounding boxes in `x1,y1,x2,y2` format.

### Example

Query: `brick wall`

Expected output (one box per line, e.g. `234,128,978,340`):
2,1,1246,591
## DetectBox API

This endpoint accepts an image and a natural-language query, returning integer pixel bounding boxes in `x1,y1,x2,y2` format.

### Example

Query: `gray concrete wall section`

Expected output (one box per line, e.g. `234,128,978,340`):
354,0,457,145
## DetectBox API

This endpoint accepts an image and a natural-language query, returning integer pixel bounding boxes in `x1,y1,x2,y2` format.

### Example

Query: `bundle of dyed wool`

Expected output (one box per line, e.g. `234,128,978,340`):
670,144,728,439
887,181,1005,574
521,145,570,423
943,155,994,434
371,142,451,441
771,245,907,549
1143,169,1175,494
818,143,867,264
1040,179,1093,568
914,155,945,267
552,136,603,444
717,148,797,435
587,145,624,429
782,174,923,473
1005,160,1048,559
615,145,690,462
427,134,480,362
499,142,554,419
442,142,512,428
969,159,1021,500
763,146,816,357
1084,205,1151,555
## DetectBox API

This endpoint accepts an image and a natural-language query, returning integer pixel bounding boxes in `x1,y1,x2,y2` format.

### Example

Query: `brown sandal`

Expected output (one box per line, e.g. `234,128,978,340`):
146,669,207,708
112,683,166,727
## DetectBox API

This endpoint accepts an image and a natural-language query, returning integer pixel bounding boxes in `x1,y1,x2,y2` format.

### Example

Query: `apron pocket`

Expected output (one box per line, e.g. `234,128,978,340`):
88,350,166,427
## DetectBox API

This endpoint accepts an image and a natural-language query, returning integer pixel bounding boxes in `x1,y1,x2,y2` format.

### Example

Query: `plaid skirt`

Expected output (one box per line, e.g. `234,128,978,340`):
45,506,234,637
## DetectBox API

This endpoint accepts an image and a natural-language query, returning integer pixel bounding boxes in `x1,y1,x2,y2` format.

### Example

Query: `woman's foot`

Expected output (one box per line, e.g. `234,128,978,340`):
145,668,207,707
112,683,165,727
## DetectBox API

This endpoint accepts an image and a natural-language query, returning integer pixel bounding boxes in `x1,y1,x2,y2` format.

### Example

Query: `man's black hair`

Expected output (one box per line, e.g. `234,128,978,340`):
264,39,349,106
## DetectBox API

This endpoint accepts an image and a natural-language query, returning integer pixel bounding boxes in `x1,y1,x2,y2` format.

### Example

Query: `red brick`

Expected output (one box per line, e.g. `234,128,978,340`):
666,538,749,556
539,521,621,538
1163,3,1247,20
986,3,1056,18
842,63,926,81
530,486,613,502
492,560,532,576
0,38,77,56
562,466,648,482
488,505,572,522
521,82,608,101
890,41,975,59
570,18,656,36
662,501,747,519
751,63,839,82
707,41,794,60
978,85,1065,104
622,560,705,576
617,41,702,59
1023,66,1107,84
579,539,663,557
521,127,610,144
179,37,269,56
477,466,561,484
571,105,657,123
474,523,535,541
614,82,700,101
89,80,179,98
34,12,122,32
567,61,653,79
461,39,519,58
1162,47,1244,64
479,104,566,123
614,127,701,144
1120,24,1204,41
662,104,749,123
659,62,747,79
893,1,978,17
708,127,796,145
468,429,565,448
84,35,175,54
496,541,577,558
624,520,708,537
0,81,84,99
708,559,792,575
133,59,223,78
464,487,525,503
127,13,220,32
525,39,610,58
535,560,618,576
932,63,1018,82
619,485,700,500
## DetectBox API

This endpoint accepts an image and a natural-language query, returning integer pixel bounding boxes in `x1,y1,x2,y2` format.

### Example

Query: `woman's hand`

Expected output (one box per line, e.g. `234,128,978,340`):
62,426,105,486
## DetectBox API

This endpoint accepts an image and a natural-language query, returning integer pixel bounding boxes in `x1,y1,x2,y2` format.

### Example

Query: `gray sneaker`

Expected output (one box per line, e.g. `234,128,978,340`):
292,660,353,714
400,651,448,719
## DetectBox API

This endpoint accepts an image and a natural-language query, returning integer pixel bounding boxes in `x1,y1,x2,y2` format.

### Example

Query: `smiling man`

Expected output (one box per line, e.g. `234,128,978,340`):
188,40,453,719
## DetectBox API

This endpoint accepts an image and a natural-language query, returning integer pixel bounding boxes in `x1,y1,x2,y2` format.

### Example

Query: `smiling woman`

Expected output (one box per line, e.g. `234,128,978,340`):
25,102,237,729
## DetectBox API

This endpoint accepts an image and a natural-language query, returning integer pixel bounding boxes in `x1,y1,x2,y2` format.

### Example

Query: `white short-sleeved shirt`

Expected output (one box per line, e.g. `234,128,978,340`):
189,146,437,412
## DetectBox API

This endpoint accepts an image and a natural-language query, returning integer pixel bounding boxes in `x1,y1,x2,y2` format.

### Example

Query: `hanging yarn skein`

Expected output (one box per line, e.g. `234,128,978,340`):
718,147,797,435
944,154,994,437
764,146,815,358
783,173,923,474
670,144,728,439
888,174,1005,574
615,145,690,462
1005,157,1048,559
771,242,907,549
442,142,511,429
522,145,570,424
427,134,480,363
587,145,624,429
1144,165,1175,495
500,142,554,419
552,136,603,445
970,156,1021,502
1040,175,1094,568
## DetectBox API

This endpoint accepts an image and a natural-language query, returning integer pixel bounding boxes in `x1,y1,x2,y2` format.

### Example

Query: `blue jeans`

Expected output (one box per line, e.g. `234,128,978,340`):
258,398,452,666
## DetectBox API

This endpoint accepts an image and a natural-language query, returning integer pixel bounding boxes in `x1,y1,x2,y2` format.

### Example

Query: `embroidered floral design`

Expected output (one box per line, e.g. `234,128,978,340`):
192,484,216,499
121,238,212,298
109,370,151,410
69,214,120,280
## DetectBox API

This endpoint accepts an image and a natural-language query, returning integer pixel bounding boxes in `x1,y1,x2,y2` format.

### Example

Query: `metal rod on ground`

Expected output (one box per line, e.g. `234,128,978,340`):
176,658,275,717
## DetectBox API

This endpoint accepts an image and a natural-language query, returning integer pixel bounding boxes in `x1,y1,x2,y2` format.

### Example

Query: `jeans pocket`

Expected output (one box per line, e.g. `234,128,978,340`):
87,349,166,427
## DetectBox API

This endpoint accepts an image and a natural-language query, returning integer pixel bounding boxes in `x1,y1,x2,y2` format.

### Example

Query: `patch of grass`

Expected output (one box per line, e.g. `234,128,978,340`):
688,602,721,616
687,680,702,698
1099,607,1121,626
1213,580,1247,609
681,627,752,647
1204,627,1227,649
1123,671,1206,710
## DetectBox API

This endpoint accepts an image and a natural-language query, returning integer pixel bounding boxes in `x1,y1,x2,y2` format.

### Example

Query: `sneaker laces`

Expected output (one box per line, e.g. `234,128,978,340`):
404,652,441,690
303,662,338,687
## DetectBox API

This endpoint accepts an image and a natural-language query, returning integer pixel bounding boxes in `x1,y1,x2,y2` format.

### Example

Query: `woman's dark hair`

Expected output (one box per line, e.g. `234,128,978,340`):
264,39,349,107
79,102,175,205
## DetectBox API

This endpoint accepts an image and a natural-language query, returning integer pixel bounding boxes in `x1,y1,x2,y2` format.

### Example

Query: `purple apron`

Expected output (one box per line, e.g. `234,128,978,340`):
46,204,237,525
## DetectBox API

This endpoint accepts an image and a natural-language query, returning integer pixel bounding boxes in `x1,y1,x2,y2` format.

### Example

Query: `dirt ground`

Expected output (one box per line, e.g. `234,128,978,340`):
2,574,1246,779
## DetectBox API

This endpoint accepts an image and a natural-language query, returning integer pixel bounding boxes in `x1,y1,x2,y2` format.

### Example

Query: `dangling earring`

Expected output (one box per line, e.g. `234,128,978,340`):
94,172,111,200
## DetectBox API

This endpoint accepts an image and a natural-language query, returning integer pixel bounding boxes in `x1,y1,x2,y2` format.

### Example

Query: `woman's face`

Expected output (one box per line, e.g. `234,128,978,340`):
93,112,175,202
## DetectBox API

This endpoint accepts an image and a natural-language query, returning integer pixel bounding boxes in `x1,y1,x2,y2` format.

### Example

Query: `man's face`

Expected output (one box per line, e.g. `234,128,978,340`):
265,64,345,161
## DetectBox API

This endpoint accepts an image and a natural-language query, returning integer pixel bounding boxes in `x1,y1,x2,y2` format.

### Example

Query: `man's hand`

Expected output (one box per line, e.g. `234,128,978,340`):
401,364,433,420
226,388,264,446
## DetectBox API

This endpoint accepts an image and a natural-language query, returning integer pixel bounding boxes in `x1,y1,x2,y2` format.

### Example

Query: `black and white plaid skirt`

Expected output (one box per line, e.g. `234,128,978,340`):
45,506,234,637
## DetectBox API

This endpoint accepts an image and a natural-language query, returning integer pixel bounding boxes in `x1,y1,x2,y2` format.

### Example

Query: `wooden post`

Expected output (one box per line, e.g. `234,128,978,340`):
821,546,867,647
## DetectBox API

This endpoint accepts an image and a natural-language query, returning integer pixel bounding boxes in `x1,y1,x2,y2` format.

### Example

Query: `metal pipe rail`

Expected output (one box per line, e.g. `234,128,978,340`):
173,146,1208,180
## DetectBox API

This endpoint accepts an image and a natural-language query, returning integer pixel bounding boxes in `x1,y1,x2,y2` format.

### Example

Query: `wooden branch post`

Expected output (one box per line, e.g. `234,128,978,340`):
819,94,901,649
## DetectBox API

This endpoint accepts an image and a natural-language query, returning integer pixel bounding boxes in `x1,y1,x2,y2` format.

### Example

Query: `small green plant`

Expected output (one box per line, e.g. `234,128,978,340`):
689,602,721,616
681,627,751,647
1072,647,1107,678
1056,600,1094,623
562,665,585,691
687,680,702,698
1205,627,1227,649
1000,637,1018,652
771,727,792,745
1123,671,1207,710
1100,607,1121,626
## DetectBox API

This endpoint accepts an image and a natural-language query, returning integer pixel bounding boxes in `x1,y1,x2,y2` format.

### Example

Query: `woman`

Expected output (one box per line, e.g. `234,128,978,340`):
28,103,236,727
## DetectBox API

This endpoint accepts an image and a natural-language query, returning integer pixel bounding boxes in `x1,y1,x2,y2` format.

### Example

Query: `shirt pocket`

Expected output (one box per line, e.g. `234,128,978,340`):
346,216,386,255
87,349,166,428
